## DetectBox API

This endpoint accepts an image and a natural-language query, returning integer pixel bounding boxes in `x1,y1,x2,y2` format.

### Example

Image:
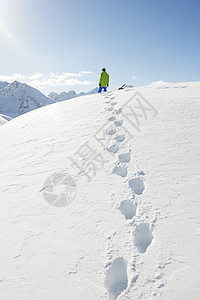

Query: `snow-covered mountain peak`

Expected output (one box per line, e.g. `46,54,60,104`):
0,81,54,118
10,80,23,88
3,80,38,93
48,91,58,100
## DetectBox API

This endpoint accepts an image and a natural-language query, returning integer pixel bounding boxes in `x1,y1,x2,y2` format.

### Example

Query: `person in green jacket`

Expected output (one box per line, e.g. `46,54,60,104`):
98,68,109,93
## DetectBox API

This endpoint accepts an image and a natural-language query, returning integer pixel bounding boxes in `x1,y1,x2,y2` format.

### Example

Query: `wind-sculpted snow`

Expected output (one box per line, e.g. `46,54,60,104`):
0,81,200,299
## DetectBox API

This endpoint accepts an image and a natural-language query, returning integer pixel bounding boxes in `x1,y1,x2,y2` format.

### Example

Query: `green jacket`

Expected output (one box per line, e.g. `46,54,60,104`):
99,71,109,87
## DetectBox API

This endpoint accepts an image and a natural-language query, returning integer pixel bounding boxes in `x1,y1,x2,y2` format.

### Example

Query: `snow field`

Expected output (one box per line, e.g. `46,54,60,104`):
0,82,200,299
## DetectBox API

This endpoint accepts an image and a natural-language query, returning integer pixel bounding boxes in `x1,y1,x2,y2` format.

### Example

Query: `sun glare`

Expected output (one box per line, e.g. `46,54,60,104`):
0,4,18,49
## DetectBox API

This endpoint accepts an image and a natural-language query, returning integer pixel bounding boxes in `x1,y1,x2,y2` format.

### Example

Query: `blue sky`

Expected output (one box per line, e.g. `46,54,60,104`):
0,0,199,94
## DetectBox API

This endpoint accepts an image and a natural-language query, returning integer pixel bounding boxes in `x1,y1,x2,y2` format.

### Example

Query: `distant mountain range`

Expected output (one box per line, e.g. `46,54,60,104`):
0,81,98,119
48,87,98,102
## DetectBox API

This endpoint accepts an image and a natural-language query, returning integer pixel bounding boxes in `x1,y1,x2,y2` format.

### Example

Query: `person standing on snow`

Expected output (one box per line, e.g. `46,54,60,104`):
98,68,109,93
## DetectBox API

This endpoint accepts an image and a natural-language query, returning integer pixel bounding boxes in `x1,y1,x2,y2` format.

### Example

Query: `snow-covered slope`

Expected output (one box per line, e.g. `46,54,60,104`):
0,81,54,118
0,81,9,90
49,87,98,102
0,82,200,299
0,117,7,126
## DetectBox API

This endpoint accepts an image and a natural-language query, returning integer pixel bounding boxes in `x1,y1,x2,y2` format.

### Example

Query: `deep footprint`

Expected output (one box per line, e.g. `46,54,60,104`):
129,177,145,195
113,166,127,178
114,120,123,127
115,134,125,143
105,257,128,300
116,108,122,114
107,128,116,135
118,152,131,163
134,223,153,253
119,200,137,220
108,145,119,153
108,116,116,122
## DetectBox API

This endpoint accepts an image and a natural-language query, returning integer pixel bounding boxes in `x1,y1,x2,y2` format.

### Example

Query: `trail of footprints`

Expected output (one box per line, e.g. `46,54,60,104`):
102,93,154,299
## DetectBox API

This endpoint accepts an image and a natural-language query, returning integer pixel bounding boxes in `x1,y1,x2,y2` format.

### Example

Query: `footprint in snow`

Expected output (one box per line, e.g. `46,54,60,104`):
107,107,114,111
115,134,125,143
134,223,153,253
108,144,119,153
138,170,145,176
108,116,116,122
114,120,123,127
119,200,137,220
113,165,128,178
107,128,116,135
111,102,117,106
118,151,131,163
116,108,122,115
129,176,145,195
105,257,128,300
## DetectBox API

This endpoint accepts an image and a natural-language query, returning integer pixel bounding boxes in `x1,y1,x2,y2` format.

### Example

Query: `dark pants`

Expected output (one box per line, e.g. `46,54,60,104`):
98,86,107,93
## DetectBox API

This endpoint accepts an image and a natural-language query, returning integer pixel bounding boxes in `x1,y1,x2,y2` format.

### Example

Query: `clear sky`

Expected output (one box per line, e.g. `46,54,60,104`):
0,0,199,95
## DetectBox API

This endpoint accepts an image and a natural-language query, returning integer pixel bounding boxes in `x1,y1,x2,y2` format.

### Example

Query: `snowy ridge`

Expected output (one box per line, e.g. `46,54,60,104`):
0,82,200,299
0,81,54,118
